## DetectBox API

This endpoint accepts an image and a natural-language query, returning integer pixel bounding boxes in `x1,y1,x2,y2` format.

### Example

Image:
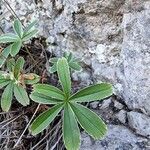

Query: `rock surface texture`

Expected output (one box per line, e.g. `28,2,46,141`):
81,125,148,150
121,9,150,115
0,0,150,149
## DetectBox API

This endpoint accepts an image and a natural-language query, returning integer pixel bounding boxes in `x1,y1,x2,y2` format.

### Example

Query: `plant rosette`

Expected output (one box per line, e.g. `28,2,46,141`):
30,57,113,150
0,57,40,111
0,19,38,67
49,52,82,73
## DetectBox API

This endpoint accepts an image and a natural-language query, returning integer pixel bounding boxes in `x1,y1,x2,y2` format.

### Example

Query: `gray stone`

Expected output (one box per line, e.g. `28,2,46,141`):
127,111,150,137
72,70,92,86
114,101,124,110
81,132,92,147
100,98,112,109
124,0,150,13
81,125,148,150
115,110,127,124
121,10,150,115
90,102,99,109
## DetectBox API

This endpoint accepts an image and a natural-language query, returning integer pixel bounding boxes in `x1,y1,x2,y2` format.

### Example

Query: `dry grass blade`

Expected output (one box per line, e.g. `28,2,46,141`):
2,0,25,28
30,120,61,150
13,104,40,148
1,114,22,129
0,110,19,115
50,133,62,150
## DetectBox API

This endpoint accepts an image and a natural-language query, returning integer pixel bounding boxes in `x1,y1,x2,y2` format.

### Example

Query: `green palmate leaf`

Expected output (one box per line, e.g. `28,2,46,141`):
14,84,29,106
33,84,64,100
63,103,80,150
24,74,40,84
70,103,107,139
30,92,62,104
0,73,10,80
69,62,82,71
13,19,23,38
0,79,10,88
49,57,58,63
30,103,63,135
1,82,13,112
0,33,18,43
49,63,57,73
24,20,37,35
67,52,73,62
70,83,112,102
22,29,38,41
7,58,15,72
57,57,71,98
0,73,5,79
0,45,11,67
14,57,25,79
0,72,5,77
63,52,68,59
48,53,82,74
0,71,5,78
10,40,22,57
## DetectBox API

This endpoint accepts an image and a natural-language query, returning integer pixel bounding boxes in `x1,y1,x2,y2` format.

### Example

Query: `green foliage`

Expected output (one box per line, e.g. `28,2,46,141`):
49,52,82,73
30,57,113,150
57,56,71,98
0,19,38,67
0,46,11,68
0,57,40,111
0,18,113,150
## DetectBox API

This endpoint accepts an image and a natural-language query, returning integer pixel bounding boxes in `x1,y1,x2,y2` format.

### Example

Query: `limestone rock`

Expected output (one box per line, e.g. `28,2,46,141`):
127,111,150,138
81,132,92,147
90,102,99,109
115,110,127,124
100,98,112,109
114,101,124,110
121,10,150,115
81,125,148,150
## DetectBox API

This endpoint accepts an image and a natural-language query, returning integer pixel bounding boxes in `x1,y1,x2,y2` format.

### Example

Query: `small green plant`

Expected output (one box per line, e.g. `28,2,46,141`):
30,57,112,150
0,57,40,111
49,52,82,73
0,19,38,67
0,18,113,149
